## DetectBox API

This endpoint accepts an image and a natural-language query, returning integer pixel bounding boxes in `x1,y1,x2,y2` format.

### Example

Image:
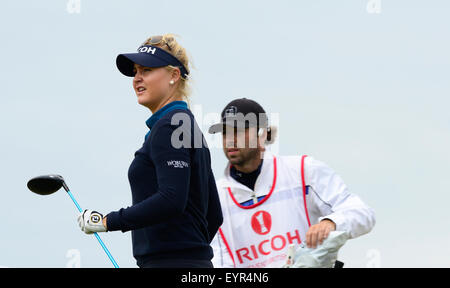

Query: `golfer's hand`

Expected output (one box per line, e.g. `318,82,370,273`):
305,219,336,249
78,209,107,234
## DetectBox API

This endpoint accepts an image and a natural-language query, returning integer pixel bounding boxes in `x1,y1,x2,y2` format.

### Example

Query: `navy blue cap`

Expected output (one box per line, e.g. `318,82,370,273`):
116,45,189,79
208,98,268,134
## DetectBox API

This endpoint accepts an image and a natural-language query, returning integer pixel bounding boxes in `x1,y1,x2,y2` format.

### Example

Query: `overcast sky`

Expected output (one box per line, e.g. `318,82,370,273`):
1,0,449,267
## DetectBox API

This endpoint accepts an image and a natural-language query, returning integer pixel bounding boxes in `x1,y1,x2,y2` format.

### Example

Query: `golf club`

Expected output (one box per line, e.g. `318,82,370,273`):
27,174,119,268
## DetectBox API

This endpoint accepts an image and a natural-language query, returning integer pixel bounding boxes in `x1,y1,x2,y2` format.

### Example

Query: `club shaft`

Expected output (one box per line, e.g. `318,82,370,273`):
66,190,119,268
93,232,119,268
67,190,83,213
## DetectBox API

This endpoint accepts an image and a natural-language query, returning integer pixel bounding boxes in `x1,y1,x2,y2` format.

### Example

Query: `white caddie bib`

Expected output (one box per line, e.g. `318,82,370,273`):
218,155,311,268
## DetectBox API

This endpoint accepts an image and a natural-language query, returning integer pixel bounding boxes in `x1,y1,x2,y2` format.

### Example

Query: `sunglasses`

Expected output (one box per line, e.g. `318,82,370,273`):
145,35,172,51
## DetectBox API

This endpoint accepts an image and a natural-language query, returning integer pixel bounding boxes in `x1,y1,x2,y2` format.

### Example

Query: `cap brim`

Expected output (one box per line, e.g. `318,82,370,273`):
116,53,169,77
208,123,224,134
208,118,254,134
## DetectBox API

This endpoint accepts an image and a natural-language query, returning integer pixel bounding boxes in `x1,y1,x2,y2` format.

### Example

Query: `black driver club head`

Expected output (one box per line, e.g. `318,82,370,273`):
27,174,68,195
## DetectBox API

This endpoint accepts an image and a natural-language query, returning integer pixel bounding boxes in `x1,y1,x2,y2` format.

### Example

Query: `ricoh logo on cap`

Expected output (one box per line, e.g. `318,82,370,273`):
224,106,237,117
138,46,156,55
251,211,272,235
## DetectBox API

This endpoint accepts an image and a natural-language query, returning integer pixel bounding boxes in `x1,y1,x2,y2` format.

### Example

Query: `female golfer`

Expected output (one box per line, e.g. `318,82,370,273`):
77,34,223,268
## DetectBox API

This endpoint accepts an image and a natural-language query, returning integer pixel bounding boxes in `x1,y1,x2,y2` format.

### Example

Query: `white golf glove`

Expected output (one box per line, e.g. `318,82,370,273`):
78,209,107,234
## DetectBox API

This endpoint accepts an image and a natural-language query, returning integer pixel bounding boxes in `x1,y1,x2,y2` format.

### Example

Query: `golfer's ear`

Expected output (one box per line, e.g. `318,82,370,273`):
257,128,266,151
262,126,277,145
170,67,181,83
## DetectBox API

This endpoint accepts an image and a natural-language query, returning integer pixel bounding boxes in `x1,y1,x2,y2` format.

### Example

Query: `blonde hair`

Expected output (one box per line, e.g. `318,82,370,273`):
141,34,192,103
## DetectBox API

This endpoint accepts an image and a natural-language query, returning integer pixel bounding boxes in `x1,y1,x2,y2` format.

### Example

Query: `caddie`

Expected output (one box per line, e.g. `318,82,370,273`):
208,98,376,268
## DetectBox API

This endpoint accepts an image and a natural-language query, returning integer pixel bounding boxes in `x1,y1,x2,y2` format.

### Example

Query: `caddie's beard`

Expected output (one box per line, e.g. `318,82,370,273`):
226,148,260,167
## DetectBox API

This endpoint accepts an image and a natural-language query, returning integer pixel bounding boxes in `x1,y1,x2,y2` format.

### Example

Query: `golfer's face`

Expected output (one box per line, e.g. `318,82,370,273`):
132,64,172,108
222,127,260,165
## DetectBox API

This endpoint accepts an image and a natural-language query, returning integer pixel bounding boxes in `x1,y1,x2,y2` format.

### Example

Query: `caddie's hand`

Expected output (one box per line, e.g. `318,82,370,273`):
77,209,107,234
305,219,336,249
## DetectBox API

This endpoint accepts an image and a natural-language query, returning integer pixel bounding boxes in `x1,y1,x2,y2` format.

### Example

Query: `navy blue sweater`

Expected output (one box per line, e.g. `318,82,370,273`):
106,101,223,267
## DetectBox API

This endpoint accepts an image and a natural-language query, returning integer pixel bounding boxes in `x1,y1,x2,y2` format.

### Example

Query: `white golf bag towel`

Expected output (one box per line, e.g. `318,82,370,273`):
284,231,349,268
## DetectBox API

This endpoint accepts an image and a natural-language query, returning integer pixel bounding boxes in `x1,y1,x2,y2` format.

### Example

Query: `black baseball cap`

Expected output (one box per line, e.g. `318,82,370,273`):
116,45,189,79
208,98,268,134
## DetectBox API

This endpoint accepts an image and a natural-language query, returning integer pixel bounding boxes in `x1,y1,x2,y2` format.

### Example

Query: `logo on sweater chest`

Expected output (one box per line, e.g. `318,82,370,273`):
167,160,189,168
